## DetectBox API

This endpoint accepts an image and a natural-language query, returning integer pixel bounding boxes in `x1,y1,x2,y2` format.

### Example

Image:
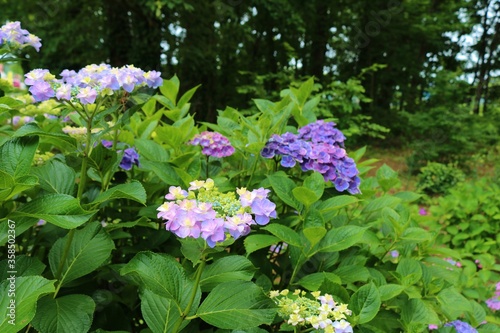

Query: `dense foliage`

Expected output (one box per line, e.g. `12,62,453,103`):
0,14,500,333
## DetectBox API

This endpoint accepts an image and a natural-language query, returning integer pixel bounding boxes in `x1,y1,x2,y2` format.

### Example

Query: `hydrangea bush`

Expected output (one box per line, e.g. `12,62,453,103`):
0,22,499,333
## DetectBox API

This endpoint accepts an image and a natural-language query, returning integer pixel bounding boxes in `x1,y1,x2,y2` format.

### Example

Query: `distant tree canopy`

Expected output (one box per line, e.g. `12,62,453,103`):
1,0,499,128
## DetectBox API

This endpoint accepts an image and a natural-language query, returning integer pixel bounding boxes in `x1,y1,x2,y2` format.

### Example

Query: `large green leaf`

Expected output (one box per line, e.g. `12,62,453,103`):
0,276,55,333
292,186,320,207
120,251,200,314
135,138,169,162
31,294,95,333
32,159,76,195
90,180,147,206
262,224,302,247
11,123,76,149
350,283,381,324
437,287,473,319
396,258,423,287
12,194,96,229
317,195,359,221
401,298,439,330
49,222,115,285
140,289,184,333
303,209,326,247
267,172,302,211
244,234,280,255
197,281,276,329
139,160,184,186
297,272,341,291
0,136,39,177
200,256,256,292
318,226,366,253
0,171,38,201
303,171,325,199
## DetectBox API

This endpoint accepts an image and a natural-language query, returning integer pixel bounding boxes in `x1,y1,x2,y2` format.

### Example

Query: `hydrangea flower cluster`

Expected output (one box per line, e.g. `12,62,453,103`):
24,64,163,103
0,21,41,52
157,179,276,247
102,140,140,171
444,320,478,333
270,289,353,333
261,120,360,194
486,282,500,311
188,131,235,158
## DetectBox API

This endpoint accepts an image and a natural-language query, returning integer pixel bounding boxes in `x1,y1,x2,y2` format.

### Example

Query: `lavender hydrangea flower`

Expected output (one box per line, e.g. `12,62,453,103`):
0,21,41,51
24,64,163,104
189,131,235,158
261,120,361,194
444,320,478,333
157,179,277,247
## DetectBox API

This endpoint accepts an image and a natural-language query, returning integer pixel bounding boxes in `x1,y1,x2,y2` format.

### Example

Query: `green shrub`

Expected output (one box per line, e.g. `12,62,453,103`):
417,162,465,196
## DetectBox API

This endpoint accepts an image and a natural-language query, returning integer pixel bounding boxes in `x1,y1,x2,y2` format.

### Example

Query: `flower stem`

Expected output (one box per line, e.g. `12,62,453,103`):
54,108,93,298
172,257,206,333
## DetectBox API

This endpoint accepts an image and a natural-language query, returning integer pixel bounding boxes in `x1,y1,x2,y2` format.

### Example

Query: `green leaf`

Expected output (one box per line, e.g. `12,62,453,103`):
0,96,23,110
159,75,180,107
139,160,184,186
303,172,325,199
317,195,358,221
0,276,55,333
32,160,76,195
178,84,201,108
90,181,147,206
396,258,423,287
262,224,302,247
0,136,39,177
292,186,320,207
401,227,432,243
297,272,341,291
140,289,184,333
0,171,38,201
350,283,381,324
379,284,405,301
12,123,76,149
31,294,95,333
120,251,200,314
393,191,421,202
362,195,401,215
318,226,366,253
267,172,302,210
12,194,96,229
244,234,279,255
437,287,472,319
49,222,115,286
303,209,326,247
0,255,45,281
197,281,276,329
401,298,439,327
200,256,256,292
376,164,400,192
135,138,169,162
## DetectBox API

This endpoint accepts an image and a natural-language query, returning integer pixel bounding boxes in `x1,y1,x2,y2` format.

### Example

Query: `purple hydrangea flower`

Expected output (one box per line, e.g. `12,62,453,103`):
0,21,41,51
189,131,235,158
101,140,139,171
261,120,360,194
157,180,277,247
120,147,140,170
24,64,163,105
444,320,478,333
29,81,55,102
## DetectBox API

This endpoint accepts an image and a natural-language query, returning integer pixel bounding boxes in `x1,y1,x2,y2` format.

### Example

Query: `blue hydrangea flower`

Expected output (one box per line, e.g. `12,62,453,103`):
261,120,360,194
444,320,478,333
